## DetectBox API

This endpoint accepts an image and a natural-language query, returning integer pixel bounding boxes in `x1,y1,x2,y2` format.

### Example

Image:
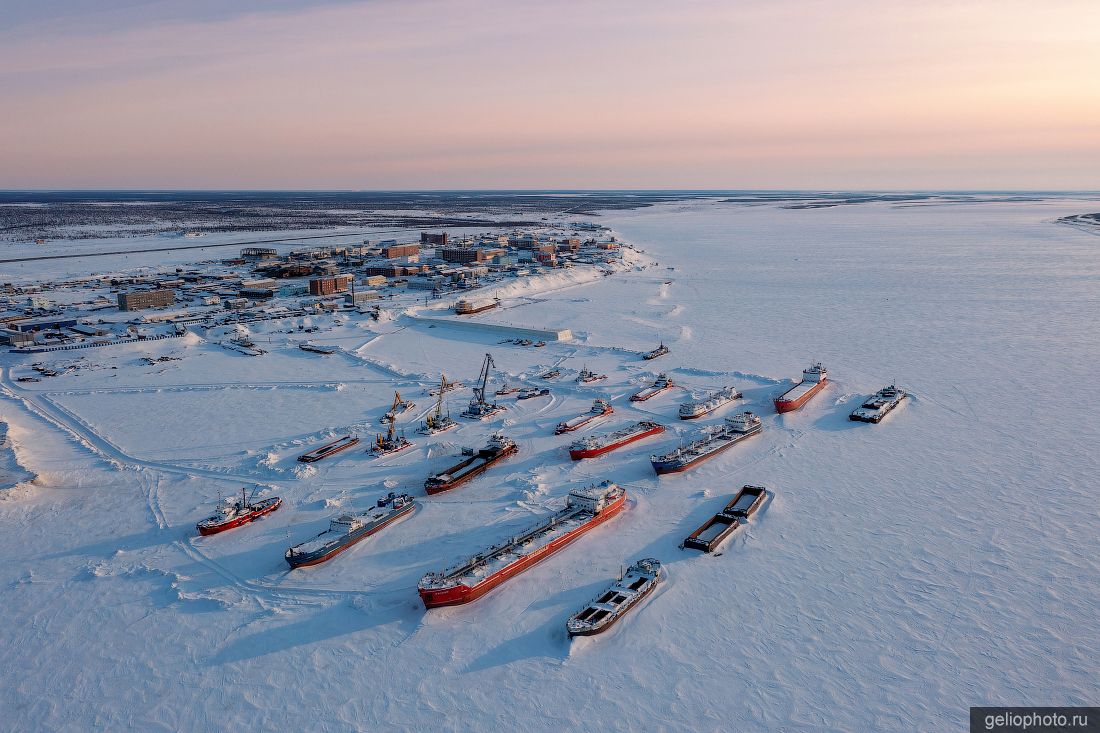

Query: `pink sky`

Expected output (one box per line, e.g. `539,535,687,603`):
2,0,1098,189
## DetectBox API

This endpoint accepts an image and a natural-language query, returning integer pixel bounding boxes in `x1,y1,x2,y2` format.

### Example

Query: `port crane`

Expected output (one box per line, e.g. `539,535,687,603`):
461,353,505,419
420,374,458,434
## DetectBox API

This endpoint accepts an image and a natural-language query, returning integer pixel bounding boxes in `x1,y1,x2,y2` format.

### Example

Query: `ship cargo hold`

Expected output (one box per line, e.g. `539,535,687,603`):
651,411,762,475
196,489,282,536
566,558,664,637
678,386,741,419
630,373,675,402
555,399,613,434
297,434,360,463
569,421,665,460
425,434,518,495
774,362,828,413
418,481,627,608
285,493,416,568
849,385,907,423
682,486,768,552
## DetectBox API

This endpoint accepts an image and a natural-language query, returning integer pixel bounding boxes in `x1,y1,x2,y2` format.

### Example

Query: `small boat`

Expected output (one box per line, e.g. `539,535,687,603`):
849,385,907,423
682,486,768,552
297,434,360,463
517,339,533,346
533,341,547,348
540,369,562,380
285,493,416,568
576,366,607,384
566,558,664,637
495,382,520,396
556,399,613,434
630,373,675,402
425,433,518,494
196,488,281,536
569,420,665,460
774,362,828,413
516,387,549,400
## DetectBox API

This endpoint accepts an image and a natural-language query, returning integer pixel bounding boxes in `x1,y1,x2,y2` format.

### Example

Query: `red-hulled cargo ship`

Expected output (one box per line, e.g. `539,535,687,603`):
418,481,626,608
774,362,828,413
196,488,282,536
424,434,518,495
569,421,665,460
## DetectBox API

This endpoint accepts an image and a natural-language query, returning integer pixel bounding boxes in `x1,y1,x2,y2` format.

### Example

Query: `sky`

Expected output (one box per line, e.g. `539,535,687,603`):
1,0,1098,190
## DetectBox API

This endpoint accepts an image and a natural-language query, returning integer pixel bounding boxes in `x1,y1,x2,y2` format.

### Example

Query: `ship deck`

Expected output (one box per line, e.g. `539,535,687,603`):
779,380,819,402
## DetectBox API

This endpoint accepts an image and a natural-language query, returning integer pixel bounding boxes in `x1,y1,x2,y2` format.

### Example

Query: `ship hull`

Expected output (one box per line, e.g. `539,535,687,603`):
567,578,660,637
197,497,282,536
569,425,665,460
297,437,360,463
555,409,612,434
285,503,415,568
418,493,626,608
651,427,761,475
774,379,827,413
425,444,518,495
630,385,672,402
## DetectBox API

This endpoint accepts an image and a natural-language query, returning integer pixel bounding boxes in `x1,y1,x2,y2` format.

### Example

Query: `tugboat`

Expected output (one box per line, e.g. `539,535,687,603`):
556,399,613,434
576,366,607,384
461,353,506,420
569,421,665,460
566,558,664,637
425,433,518,494
495,382,520,396
297,434,360,463
418,481,627,608
284,493,416,568
196,488,282,536
630,373,675,402
516,387,549,400
678,386,741,419
540,369,562,380
642,342,669,360
379,391,415,424
774,362,828,413
651,412,762,475
849,385,907,423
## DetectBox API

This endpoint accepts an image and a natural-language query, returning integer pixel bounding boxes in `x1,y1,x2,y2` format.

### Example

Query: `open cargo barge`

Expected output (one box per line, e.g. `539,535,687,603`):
418,482,626,608
566,558,664,637
682,485,767,552
425,434,518,495
297,434,360,463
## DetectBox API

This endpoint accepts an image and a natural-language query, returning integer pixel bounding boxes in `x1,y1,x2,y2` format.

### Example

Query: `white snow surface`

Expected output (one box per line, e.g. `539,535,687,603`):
2,197,1099,731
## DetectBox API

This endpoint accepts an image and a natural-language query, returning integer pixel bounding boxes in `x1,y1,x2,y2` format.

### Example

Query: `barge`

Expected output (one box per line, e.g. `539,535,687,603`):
418,481,627,608
566,558,664,637
651,411,762,474
849,385,907,423
569,420,665,460
197,488,282,536
555,399,613,434
424,433,518,495
682,485,768,552
297,434,360,463
285,493,416,568
679,386,741,419
298,342,338,355
630,373,675,402
774,362,828,413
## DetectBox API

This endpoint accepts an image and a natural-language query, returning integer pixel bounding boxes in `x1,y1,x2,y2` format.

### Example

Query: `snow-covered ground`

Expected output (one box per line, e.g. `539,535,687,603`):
2,196,1099,731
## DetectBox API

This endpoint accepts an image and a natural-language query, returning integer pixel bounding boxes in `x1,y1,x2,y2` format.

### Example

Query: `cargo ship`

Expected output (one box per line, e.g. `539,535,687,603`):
454,298,497,315
630,373,675,402
516,387,549,400
555,398,613,434
642,342,669,360
566,558,664,637
678,385,741,419
569,420,665,460
418,481,627,608
196,488,282,536
284,493,416,568
651,411,762,475
297,434,360,463
849,385,907,423
425,433,518,495
774,362,828,413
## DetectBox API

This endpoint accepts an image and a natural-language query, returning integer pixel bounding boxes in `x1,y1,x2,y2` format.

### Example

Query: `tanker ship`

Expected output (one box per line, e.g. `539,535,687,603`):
555,399,613,434
284,493,416,568
651,412,762,475
678,385,741,419
418,481,627,608
569,421,665,460
774,362,828,413
424,433,518,495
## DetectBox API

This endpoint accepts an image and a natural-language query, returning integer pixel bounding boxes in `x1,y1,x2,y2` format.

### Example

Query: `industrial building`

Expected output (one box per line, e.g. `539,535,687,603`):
384,243,421,258
420,232,448,246
308,275,354,296
118,289,175,311
440,247,506,264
